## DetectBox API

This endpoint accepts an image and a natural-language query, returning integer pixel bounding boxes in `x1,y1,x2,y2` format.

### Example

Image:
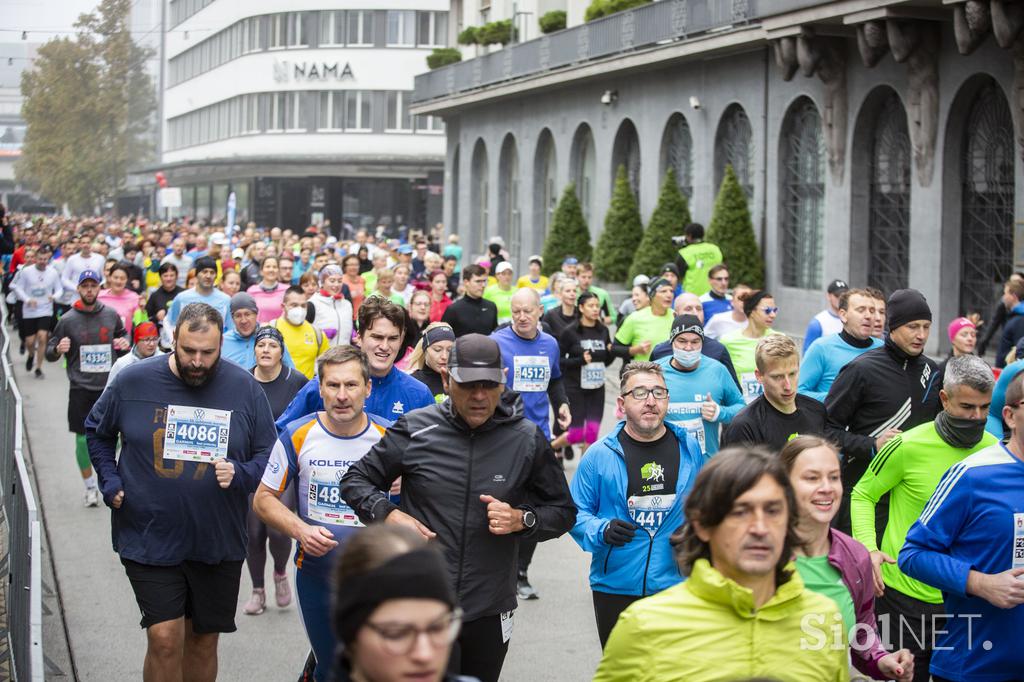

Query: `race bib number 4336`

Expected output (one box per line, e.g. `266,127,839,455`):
163,405,231,462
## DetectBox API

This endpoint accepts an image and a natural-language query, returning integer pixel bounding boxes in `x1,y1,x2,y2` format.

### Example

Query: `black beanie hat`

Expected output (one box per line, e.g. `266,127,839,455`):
886,289,932,332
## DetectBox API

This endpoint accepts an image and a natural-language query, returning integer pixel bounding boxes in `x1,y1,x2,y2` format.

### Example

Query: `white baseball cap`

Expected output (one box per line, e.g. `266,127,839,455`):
495,262,514,274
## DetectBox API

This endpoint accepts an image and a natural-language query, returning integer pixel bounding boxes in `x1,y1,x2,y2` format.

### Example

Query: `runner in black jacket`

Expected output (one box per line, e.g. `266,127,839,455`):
341,334,575,682
825,289,940,534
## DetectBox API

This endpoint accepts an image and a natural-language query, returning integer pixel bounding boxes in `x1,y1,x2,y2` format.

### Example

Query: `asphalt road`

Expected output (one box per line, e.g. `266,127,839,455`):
13,352,614,681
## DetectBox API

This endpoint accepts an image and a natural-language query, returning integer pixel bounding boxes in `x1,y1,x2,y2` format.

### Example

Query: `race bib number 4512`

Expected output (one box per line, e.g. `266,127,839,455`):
163,405,231,462
513,355,551,392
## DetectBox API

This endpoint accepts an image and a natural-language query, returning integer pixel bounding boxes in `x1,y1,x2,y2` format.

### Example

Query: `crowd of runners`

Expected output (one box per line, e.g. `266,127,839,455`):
0,203,1021,682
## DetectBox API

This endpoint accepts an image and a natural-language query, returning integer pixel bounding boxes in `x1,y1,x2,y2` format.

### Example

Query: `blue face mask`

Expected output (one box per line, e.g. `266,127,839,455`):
673,348,701,368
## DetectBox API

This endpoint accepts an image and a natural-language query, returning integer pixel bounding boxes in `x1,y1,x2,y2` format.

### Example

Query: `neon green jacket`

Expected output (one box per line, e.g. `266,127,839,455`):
850,420,996,603
594,559,849,682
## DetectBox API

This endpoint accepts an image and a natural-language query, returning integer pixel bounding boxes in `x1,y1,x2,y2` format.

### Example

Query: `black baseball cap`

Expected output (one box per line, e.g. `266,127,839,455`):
448,334,505,384
827,278,849,295
670,314,704,341
193,256,217,274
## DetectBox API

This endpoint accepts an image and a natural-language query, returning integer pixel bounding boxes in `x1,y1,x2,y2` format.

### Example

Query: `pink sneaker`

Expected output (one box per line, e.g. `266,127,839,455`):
243,588,266,615
273,572,292,608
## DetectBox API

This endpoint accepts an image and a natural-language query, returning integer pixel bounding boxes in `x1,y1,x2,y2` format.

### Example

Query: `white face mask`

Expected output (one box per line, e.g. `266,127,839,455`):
673,348,701,368
285,306,306,326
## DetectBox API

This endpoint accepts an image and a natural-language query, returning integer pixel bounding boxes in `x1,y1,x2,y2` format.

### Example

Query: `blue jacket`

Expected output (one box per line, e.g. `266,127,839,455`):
569,421,705,597
275,365,433,431
995,301,1024,367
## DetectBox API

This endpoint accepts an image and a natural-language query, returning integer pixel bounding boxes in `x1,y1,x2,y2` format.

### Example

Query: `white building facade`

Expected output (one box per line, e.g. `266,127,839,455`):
160,0,449,233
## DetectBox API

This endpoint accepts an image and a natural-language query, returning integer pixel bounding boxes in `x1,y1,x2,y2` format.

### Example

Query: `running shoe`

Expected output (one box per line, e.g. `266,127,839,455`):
34,368,43,380
516,571,539,600
273,572,292,608
243,588,266,615
84,488,100,507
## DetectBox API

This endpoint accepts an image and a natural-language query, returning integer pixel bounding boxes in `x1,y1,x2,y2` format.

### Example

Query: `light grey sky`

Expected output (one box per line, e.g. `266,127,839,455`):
4,0,103,41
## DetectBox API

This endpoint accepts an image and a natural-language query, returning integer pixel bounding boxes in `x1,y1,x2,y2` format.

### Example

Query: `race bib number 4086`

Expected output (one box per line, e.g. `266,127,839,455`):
163,405,231,462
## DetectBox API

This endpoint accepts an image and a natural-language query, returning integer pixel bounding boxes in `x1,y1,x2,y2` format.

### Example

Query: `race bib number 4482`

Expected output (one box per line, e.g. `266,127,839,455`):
163,405,231,462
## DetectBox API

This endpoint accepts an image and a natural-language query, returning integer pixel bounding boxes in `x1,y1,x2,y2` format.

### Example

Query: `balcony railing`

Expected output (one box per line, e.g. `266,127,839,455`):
412,0,827,104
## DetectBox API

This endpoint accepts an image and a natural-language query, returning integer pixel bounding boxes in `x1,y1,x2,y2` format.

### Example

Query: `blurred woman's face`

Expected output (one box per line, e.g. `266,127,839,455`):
350,599,458,682
221,272,241,296
425,339,453,373
255,338,283,369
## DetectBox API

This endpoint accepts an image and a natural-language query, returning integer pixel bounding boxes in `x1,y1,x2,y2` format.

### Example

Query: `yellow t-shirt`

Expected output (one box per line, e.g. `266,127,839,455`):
517,275,549,292
273,318,328,379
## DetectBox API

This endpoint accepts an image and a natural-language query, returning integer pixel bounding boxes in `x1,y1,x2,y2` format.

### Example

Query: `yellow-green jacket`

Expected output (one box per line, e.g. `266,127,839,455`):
593,558,850,682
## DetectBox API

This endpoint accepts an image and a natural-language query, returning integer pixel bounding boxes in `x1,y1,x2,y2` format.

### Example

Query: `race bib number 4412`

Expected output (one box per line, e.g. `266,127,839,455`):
163,405,231,462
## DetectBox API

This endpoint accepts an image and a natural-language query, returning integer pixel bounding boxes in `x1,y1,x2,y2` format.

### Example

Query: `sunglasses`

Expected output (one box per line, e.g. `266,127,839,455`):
761,306,779,314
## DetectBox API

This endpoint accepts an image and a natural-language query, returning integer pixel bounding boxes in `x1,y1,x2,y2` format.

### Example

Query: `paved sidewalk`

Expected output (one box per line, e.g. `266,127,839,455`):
12,353,606,681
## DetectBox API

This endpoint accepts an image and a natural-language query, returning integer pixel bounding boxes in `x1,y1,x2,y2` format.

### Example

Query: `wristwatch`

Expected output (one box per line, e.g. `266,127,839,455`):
521,509,537,530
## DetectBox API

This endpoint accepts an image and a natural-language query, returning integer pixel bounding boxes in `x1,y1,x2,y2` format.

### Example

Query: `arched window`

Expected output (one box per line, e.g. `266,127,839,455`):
611,119,641,203
867,93,911,295
498,135,521,258
779,98,825,289
714,104,754,199
470,139,489,257
534,130,558,242
660,113,693,200
571,124,597,224
960,81,1015,316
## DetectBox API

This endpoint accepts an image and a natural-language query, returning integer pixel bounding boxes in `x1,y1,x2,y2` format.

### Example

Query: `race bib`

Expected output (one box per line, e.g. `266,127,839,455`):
581,362,604,390
513,355,550,392
1013,513,1024,569
30,287,46,297
80,344,112,373
667,402,706,454
678,418,707,455
163,405,231,462
627,493,678,533
500,610,515,643
741,372,763,404
307,471,363,527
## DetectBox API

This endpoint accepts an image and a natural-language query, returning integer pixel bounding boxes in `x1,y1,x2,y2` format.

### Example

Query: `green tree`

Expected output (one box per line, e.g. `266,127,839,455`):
595,165,644,284
18,0,156,214
706,165,765,288
538,10,567,34
541,183,592,276
630,168,690,281
426,48,462,69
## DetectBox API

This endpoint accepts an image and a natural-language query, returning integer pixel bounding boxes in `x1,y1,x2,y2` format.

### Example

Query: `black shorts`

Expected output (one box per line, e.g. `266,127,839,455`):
68,388,103,435
121,558,244,633
19,315,53,337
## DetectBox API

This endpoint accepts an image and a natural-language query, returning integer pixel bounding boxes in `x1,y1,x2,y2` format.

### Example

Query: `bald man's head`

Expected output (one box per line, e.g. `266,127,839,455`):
674,293,704,323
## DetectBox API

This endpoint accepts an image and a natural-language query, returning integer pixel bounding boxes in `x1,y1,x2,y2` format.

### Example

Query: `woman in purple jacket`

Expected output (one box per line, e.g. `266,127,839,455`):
781,435,915,682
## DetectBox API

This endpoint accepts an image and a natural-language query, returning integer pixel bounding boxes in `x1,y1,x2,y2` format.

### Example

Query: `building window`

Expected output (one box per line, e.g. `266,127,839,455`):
346,91,371,130
780,98,825,290
269,93,285,131
534,131,557,240
318,91,344,130
287,13,306,47
320,11,344,46
611,119,641,204
387,92,412,131
661,113,693,200
270,14,286,49
471,140,490,255
867,92,912,295
415,114,444,132
347,10,374,46
715,104,754,200
387,10,416,46
418,12,448,47
960,81,1015,316
499,136,521,256
244,16,261,53
571,125,596,224
284,92,304,131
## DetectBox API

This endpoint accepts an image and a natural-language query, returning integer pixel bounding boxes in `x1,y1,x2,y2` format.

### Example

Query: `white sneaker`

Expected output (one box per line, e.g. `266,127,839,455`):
84,488,100,507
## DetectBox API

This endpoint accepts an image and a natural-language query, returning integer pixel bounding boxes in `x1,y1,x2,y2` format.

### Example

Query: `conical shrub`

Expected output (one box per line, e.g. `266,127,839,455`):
594,165,644,284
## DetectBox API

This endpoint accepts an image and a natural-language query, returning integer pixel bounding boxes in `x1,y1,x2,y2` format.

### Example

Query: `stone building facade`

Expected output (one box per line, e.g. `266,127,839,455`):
411,0,1022,350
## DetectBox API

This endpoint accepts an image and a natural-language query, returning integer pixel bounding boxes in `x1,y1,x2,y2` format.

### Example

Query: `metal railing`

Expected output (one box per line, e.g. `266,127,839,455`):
0,301,44,682
412,0,827,104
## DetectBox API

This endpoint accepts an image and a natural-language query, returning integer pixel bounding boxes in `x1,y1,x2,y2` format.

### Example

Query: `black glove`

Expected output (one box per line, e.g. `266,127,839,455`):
603,519,638,547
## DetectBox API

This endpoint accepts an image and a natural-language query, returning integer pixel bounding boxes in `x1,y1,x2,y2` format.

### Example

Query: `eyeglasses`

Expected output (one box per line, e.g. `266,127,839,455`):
364,608,463,656
761,306,779,314
621,386,670,401
711,276,730,282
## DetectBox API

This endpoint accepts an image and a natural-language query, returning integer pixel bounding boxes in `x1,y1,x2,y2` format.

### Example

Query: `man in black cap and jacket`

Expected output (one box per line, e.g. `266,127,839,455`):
825,288,941,535
341,333,576,682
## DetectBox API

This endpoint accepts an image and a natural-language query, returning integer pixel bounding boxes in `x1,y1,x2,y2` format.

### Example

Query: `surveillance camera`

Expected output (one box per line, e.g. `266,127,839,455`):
689,96,701,110
601,90,618,106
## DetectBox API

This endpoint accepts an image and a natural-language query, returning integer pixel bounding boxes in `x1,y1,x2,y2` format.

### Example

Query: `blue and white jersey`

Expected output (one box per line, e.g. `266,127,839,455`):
262,412,389,575
899,443,1024,682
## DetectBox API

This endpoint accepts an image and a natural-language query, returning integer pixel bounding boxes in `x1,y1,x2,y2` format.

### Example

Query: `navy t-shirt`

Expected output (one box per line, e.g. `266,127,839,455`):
86,354,277,565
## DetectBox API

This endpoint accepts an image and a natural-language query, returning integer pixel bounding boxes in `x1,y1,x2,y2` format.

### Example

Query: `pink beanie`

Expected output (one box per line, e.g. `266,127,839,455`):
947,317,975,343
